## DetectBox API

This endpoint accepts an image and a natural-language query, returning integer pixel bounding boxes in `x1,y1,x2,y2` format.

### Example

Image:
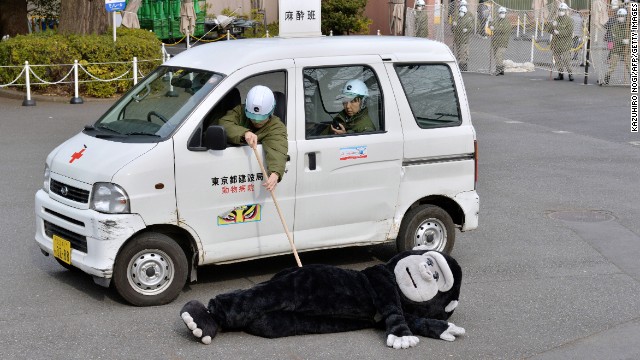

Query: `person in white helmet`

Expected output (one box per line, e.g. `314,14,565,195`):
323,79,376,135
603,8,631,85
452,4,474,71
414,0,429,38
547,3,574,81
489,7,511,75
218,85,288,191
477,0,490,37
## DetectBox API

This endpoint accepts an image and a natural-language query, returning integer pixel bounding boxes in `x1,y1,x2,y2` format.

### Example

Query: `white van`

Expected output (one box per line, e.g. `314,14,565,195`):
34,36,479,306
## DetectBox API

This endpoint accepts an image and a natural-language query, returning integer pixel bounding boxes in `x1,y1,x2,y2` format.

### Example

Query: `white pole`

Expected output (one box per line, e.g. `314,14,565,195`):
517,16,521,38
113,12,117,42
266,30,270,38
162,43,166,62
133,56,138,85
523,14,527,35
22,61,35,106
531,18,538,63
70,59,83,104
186,30,190,48
226,30,230,40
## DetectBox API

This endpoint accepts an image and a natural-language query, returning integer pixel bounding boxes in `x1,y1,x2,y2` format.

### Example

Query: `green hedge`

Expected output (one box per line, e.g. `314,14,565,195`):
0,28,163,98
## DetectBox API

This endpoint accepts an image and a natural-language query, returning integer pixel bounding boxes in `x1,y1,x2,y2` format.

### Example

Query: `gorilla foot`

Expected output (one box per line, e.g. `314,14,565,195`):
180,300,219,344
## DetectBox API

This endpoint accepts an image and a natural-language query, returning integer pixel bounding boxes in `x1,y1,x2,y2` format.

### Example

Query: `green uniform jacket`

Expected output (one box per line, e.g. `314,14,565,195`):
415,10,429,38
549,15,573,53
490,17,511,49
334,107,376,134
219,104,288,181
610,21,630,53
453,13,474,44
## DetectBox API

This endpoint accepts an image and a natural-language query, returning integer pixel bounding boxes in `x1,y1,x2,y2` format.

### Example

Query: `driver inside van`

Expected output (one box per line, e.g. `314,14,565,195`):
322,79,376,135
218,85,288,191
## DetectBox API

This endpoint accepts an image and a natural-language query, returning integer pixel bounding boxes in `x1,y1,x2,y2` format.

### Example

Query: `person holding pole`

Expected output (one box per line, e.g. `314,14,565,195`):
603,8,630,85
489,7,511,76
548,3,574,81
218,85,288,191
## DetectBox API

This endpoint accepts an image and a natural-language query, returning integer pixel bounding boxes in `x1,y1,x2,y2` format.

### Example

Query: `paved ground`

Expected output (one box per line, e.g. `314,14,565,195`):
0,69,638,360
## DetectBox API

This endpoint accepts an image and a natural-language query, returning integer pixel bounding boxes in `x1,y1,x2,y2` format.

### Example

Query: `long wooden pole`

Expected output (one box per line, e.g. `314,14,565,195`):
252,146,302,267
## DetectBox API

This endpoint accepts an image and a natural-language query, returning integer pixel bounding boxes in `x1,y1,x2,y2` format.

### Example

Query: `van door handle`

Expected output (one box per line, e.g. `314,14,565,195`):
308,152,316,171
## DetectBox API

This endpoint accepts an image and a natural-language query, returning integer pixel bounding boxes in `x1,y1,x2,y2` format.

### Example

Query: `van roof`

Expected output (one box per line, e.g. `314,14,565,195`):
166,36,455,74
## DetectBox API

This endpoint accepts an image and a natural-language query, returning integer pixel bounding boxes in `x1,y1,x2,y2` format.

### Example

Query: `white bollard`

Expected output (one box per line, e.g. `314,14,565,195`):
330,30,333,36
22,61,35,106
377,29,381,36
133,57,138,85
517,16,521,38
186,30,191,49
227,30,230,40
266,30,270,38
70,60,83,104
162,43,167,62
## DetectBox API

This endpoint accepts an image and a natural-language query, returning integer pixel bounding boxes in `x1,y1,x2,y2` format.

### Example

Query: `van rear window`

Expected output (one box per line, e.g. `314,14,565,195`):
394,64,462,129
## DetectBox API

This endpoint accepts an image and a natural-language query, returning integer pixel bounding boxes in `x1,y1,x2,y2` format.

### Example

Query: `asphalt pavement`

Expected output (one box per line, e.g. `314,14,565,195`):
0,69,638,360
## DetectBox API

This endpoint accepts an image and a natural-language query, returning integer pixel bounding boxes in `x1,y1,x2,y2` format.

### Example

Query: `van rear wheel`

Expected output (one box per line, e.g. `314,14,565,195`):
113,232,188,306
397,205,455,254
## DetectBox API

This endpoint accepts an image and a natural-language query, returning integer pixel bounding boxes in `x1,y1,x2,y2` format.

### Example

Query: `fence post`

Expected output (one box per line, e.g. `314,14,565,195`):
22,61,36,107
133,57,138,85
523,14,527,35
531,18,538,63
70,60,83,104
517,16,521,38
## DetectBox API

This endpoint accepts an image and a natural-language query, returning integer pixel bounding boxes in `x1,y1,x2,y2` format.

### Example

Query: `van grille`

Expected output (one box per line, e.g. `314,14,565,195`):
44,220,88,253
50,179,90,203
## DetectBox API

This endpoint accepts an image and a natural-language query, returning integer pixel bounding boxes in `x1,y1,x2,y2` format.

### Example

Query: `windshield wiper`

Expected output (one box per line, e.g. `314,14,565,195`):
125,132,161,137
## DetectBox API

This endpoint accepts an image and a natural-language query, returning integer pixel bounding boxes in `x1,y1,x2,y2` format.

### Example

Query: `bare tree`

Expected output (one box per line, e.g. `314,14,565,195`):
58,0,109,35
0,0,29,37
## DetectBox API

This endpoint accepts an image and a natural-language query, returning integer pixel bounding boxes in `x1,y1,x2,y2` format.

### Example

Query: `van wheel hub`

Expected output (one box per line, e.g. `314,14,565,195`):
415,219,446,250
127,250,174,295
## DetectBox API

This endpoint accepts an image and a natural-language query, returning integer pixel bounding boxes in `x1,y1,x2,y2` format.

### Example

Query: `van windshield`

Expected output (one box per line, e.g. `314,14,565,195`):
89,66,223,142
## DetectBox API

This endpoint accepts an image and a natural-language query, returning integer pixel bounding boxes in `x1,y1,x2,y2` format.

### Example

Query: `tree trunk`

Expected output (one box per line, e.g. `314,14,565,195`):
58,0,109,35
0,0,29,37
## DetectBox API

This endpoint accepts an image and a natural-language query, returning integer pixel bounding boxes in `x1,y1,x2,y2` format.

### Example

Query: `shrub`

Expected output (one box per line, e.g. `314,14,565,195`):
0,28,162,98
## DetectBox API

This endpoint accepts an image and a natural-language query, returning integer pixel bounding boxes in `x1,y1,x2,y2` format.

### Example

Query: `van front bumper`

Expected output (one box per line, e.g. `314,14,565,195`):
34,189,146,285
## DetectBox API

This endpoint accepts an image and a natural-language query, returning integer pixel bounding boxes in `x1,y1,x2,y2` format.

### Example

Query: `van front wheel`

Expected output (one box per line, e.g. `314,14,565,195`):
397,205,455,254
113,232,188,306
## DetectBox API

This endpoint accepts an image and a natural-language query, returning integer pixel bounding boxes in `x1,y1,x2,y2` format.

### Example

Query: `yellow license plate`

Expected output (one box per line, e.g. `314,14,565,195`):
53,235,71,265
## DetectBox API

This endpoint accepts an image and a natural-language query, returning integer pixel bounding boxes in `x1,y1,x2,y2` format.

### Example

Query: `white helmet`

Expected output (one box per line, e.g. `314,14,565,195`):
245,85,275,121
498,6,507,13
617,7,627,15
459,0,468,6
459,5,468,14
559,2,569,10
416,0,426,6
336,79,369,102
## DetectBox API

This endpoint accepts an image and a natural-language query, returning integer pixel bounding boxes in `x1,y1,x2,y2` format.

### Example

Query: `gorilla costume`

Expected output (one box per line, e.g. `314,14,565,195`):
180,249,464,349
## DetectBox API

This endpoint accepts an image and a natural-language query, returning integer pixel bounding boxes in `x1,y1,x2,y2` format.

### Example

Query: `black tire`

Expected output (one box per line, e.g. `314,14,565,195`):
113,232,188,306
397,205,455,254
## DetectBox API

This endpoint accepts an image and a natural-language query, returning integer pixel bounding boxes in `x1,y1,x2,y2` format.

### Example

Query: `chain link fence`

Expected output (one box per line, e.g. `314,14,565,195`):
404,0,634,86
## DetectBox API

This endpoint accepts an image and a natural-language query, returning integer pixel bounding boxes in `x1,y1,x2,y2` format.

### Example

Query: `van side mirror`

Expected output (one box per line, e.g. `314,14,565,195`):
204,125,227,151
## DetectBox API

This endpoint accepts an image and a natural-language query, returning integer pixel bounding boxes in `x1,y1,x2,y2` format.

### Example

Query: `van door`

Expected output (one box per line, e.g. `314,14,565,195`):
292,56,403,249
173,60,297,263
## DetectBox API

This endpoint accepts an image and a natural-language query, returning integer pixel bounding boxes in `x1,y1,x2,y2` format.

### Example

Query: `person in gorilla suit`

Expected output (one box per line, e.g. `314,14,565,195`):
179,249,465,349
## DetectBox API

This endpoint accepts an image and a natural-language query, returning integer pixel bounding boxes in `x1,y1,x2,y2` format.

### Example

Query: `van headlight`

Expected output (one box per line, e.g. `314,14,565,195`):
43,164,50,193
90,183,130,214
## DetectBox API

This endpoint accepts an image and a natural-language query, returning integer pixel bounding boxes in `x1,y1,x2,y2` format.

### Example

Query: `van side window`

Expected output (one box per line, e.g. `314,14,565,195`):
303,66,383,139
197,71,287,147
394,64,462,128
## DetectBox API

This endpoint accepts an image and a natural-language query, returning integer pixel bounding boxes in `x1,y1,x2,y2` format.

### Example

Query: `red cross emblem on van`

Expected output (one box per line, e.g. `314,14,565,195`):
69,148,86,163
